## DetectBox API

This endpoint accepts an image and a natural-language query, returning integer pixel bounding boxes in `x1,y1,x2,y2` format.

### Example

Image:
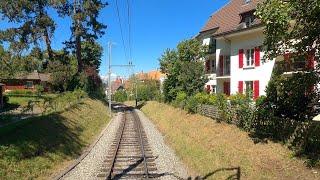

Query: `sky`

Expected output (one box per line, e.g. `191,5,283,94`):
0,0,229,79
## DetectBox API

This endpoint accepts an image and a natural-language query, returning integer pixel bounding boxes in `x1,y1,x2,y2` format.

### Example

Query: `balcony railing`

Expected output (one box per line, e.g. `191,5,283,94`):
276,61,309,73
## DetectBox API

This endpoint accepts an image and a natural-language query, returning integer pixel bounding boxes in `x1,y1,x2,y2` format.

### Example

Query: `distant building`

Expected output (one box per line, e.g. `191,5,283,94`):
1,71,51,92
111,77,124,94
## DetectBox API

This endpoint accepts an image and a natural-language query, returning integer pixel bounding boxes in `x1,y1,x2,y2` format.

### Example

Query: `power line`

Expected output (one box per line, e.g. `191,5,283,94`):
114,0,129,61
126,0,132,62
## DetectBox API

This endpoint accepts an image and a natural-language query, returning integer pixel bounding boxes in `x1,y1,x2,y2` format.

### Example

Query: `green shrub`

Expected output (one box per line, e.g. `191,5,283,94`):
113,90,128,102
173,91,187,108
185,96,198,113
265,72,318,121
215,93,232,123
194,92,216,105
229,93,255,131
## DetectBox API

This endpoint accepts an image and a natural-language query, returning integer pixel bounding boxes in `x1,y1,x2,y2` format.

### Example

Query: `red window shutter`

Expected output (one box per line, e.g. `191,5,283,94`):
307,50,315,69
205,60,210,72
254,47,260,67
284,53,291,64
253,80,259,99
206,85,211,92
219,55,224,75
238,81,243,94
239,49,244,68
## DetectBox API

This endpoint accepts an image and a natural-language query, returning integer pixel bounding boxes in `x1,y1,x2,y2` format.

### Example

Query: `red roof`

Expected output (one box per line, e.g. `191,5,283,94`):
201,0,262,36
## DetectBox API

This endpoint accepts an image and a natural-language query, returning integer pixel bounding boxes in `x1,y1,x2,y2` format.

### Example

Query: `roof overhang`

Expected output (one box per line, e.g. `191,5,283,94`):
214,24,264,39
197,27,219,39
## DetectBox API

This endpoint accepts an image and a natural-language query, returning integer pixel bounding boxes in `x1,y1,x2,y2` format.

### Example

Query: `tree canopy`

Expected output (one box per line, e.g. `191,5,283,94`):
256,0,320,59
160,39,207,102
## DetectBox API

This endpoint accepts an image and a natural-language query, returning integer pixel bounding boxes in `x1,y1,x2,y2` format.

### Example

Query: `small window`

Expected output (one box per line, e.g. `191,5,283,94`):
245,81,253,98
212,85,216,94
25,81,33,88
245,49,255,67
244,16,254,27
208,37,216,54
211,59,216,73
244,0,251,4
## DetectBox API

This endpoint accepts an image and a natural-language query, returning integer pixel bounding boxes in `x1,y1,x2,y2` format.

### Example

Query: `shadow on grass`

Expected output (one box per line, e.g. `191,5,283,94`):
0,103,20,113
159,166,241,180
0,112,85,162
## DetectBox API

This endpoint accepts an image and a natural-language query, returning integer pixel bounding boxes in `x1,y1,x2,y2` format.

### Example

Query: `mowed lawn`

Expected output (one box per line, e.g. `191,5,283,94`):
141,101,320,179
0,98,110,179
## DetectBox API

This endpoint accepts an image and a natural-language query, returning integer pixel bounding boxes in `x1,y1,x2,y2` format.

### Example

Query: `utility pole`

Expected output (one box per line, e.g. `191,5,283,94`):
107,42,135,117
108,41,112,117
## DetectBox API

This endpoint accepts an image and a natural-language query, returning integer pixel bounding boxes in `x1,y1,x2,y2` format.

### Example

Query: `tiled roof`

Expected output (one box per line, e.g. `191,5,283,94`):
136,70,166,81
201,0,262,36
13,71,51,81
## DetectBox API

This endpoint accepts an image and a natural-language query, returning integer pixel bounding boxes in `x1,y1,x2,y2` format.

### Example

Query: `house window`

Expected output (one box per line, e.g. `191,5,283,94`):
208,37,216,54
211,59,216,73
212,85,216,94
245,81,253,98
25,81,33,88
244,16,254,27
225,55,231,75
245,49,255,67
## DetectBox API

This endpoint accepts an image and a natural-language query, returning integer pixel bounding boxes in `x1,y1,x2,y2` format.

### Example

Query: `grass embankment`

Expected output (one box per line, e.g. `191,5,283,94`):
141,101,319,179
0,98,110,179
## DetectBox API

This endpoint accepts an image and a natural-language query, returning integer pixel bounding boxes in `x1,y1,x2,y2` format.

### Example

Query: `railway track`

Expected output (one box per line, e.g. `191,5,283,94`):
98,106,158,179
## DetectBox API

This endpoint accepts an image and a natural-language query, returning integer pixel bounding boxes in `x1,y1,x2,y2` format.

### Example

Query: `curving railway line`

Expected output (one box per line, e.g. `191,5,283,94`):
98,106,158,179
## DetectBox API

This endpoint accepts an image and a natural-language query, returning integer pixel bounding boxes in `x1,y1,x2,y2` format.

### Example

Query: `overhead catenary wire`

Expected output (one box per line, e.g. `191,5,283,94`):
114,0,129,62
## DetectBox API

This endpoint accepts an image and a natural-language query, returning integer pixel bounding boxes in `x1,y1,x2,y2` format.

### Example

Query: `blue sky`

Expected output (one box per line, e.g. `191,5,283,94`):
0,0,229,79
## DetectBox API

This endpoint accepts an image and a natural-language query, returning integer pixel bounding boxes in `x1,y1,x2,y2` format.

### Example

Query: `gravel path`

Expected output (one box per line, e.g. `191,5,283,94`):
135,109,190,180
60,112,122,180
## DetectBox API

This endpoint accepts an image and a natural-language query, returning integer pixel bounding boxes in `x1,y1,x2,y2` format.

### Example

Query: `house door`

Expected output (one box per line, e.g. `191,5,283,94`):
223,82,230,96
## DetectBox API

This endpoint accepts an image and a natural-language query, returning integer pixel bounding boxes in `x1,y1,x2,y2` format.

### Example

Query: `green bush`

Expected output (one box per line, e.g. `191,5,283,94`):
265,72,318,121
194,92,216,105
172,91,187,108
113,90,128,102
229,93,255,131
215,93,232,123
185,96,198,113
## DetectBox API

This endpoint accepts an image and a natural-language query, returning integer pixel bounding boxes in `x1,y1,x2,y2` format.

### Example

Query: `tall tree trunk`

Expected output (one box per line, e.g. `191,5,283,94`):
43,28,53,62
76,34,83,73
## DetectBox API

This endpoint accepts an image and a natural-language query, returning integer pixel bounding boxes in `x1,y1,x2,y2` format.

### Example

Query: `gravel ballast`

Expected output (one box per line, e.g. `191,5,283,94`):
59,109,189,180
135,109,189,180
60,113,122,180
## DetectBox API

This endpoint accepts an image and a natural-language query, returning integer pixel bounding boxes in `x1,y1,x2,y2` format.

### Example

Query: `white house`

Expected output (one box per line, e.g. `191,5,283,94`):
197,0,315,99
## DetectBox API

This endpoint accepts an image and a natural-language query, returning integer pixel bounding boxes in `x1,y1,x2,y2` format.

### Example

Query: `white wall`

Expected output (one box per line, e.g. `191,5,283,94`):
228,31,275,96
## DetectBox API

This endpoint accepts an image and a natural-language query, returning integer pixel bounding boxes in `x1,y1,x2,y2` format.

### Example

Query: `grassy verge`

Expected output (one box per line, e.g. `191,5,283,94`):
0,98,110,179
141,101,319,179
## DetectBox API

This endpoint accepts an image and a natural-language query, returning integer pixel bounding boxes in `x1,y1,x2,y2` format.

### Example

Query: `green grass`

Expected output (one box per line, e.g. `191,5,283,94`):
141,101,320,179
8,96,38,106
0,98,110,179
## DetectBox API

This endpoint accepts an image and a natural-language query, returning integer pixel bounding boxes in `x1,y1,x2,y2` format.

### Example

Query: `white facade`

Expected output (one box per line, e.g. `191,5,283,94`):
200,27,276,98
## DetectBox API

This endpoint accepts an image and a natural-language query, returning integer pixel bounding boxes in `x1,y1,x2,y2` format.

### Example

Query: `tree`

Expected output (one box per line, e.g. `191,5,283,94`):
160,39,207,102
256,0,320,118
81,41,103,71
256,0,320,60
57,0,107,73
0,0,55,60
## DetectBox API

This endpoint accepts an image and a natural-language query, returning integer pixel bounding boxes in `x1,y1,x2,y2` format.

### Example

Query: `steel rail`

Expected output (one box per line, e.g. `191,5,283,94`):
106,111,126,180
133,110,150,179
